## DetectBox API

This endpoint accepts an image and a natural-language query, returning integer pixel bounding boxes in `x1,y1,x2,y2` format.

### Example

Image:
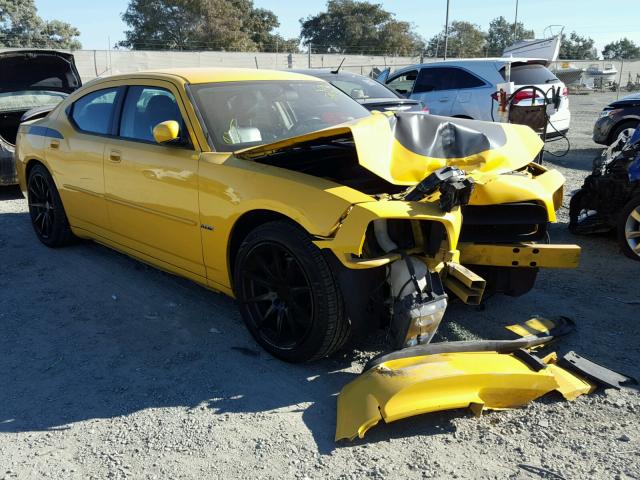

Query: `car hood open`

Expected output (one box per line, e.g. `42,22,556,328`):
0,50,81,94
236,113,543,186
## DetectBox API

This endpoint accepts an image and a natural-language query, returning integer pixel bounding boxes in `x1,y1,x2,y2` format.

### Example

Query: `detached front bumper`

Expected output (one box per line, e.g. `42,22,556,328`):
335,348,594,441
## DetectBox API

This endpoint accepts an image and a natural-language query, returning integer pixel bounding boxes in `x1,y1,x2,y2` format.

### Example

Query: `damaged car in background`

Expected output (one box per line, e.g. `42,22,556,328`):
570,127,640,260
16,68,580,363
0,50,81,185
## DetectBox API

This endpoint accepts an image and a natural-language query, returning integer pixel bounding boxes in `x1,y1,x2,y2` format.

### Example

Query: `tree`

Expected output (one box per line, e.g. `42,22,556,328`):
426,21,486,58
119,0,299,52
0,0,81,49
120,0,204,50
559,31,596,60
486,16,534,56
299,0,424,55
602,38,640,59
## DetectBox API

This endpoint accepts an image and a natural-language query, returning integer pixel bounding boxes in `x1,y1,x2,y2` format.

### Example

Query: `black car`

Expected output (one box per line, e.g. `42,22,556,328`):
0,50,82,185
593,93,640,146
292,69,427,113
570,128,640,261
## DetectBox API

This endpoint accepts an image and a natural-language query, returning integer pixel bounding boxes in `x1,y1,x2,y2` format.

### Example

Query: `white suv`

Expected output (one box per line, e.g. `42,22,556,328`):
379,58,570,137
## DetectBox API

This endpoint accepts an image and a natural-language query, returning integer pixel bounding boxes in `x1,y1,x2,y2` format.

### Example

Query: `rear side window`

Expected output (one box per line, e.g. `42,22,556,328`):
119,86,186,143
71,88,119,135
414,67,485,93
505,64,559,85
387,70,418,95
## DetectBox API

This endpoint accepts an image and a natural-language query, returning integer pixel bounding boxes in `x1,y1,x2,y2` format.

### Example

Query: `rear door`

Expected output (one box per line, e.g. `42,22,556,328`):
51,85,124,232
102,82,204,277
410,67,457,116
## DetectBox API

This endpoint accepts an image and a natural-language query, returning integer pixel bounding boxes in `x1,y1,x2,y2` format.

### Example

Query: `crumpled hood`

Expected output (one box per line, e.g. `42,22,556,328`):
237,112,543,186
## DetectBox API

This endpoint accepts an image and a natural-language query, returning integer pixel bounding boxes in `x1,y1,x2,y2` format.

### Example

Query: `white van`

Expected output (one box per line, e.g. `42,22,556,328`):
379,58,570,137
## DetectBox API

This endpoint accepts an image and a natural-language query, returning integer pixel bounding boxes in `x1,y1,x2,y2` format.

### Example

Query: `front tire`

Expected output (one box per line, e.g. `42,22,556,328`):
609,121,637,146
618,196,640,261
27,164,75,247
233,221,350,362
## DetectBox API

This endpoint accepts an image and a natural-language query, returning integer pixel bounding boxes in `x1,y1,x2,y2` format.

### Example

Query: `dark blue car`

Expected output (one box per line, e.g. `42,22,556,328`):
570,128,640,260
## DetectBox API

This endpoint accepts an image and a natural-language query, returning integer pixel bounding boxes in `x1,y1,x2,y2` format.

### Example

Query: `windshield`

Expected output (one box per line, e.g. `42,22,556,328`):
0,90,67,112
329,75,398,100
190,80,370,151
502,64,560,85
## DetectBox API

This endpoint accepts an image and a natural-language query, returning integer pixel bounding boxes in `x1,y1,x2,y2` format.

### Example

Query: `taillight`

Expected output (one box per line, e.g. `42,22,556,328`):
562,87,568,97
422,105,430,113
511,90,540,105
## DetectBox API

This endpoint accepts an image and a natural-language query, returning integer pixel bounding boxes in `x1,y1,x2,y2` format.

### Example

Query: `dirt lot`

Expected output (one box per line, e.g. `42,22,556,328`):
1,92,638,480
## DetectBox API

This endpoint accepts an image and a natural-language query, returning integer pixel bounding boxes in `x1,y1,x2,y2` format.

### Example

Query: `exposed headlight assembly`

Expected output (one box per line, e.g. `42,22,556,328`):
388,255,448,348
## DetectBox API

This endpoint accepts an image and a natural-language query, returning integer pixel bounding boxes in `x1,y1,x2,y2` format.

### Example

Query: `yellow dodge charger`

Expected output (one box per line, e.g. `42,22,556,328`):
16,68,579,362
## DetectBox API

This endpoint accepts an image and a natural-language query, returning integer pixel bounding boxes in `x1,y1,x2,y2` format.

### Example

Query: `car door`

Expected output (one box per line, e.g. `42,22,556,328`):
386,70,419,98
50,85,124,233
410,67,456,116
102,82,204,278
446,67,493,120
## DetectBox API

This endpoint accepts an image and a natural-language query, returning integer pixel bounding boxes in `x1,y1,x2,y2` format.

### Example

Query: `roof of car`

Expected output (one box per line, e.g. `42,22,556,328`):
92,68,319,85
392,57,549,74
291,68,362,77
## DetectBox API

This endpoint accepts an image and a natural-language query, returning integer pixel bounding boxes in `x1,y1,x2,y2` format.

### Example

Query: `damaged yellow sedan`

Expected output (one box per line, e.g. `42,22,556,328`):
16,68,579,362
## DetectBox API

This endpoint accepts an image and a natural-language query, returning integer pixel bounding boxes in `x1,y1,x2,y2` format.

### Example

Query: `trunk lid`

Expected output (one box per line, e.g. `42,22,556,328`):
0,50,81,94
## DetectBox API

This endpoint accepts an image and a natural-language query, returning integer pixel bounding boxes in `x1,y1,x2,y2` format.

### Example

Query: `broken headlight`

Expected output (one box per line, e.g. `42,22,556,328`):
389,257,448,348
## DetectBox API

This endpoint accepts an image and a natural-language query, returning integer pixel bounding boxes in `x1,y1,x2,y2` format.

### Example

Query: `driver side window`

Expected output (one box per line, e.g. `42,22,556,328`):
386,70,418,96
119,86,187,144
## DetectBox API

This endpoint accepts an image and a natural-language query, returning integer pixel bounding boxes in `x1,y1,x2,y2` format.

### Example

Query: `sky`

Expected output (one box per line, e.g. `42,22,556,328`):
34,0,639,54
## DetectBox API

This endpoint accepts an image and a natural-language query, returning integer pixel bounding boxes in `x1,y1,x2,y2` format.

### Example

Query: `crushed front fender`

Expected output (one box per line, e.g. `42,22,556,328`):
335,350,592,441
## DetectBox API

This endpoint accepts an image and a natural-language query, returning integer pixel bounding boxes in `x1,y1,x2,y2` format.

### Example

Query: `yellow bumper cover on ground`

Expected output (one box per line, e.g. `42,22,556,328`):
335,351,593,441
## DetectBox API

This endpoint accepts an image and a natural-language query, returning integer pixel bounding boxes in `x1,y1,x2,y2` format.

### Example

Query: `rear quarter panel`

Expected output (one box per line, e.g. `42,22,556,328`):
16,118,51,195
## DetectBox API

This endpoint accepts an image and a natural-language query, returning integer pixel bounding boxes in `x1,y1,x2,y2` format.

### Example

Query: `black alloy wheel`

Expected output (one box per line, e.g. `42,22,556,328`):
28,170,55,240
239,241,314,350
27,164,74,247
234,221,350,362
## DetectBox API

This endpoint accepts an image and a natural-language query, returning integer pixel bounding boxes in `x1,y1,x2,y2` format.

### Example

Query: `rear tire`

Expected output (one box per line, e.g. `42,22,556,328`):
27,163,75,247
618,195,640,261
233,221,350,362
568,189,587,234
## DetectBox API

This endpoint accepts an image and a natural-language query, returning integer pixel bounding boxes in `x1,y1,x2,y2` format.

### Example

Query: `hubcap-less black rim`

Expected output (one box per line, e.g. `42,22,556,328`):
28,173,55,239
240,242,314,350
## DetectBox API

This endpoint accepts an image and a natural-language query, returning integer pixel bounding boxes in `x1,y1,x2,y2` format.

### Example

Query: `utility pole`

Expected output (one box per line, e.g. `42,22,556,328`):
443,0,450,60
513,0,519,42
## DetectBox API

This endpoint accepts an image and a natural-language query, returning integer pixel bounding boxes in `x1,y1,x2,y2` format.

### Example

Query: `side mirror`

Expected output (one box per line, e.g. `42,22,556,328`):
152,120,180,144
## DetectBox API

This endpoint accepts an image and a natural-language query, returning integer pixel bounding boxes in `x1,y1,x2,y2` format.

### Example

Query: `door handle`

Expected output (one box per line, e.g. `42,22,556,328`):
439,97,450,102
49,140,59,149
109,150,121,162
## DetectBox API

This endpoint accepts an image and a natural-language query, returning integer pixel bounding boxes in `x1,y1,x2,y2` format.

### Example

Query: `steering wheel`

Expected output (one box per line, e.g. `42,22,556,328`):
289,117,326,136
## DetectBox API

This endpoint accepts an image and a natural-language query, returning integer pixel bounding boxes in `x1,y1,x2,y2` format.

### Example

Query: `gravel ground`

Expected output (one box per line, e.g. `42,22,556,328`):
1,92,638,480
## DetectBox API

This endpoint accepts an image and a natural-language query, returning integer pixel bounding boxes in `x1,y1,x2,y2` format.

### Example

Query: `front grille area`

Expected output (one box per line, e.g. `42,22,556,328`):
460,202,548,243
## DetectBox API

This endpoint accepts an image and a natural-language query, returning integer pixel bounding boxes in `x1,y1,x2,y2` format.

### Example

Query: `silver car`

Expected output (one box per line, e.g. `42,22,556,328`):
379,58,570,137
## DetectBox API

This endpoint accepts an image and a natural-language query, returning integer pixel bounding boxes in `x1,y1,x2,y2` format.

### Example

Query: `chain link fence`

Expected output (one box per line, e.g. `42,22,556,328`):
20,48,635,97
